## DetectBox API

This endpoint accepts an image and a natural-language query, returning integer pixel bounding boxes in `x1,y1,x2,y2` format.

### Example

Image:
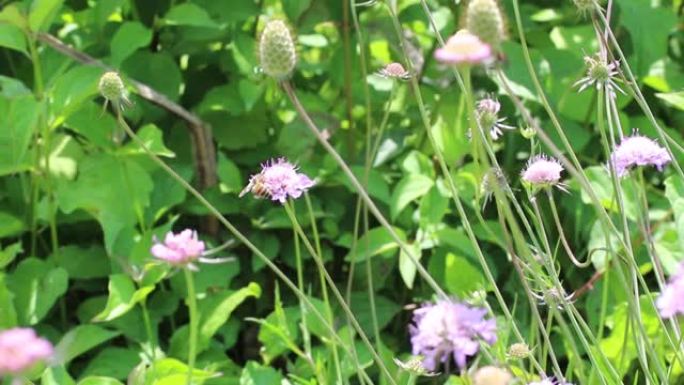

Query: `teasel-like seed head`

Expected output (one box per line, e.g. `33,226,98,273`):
466,0,507,49
259,19,297,80
99,71,126,102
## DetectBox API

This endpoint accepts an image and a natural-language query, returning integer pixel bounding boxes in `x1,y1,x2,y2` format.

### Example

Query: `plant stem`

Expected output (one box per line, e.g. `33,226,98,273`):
184,268,198,385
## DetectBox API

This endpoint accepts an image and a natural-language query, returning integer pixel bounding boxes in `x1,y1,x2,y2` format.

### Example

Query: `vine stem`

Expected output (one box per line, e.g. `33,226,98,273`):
281,80,447,299
184,268,198,385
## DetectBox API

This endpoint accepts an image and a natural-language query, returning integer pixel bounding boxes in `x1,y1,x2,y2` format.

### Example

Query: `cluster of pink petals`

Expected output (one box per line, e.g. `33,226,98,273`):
0,328,53,375
657,262,684,318
378,62,411,80
242,158,315,204
151,229,205,265
434,30,492,66
477,97,515,140
409,300,497,370
521,155,564,188
609,133,671,177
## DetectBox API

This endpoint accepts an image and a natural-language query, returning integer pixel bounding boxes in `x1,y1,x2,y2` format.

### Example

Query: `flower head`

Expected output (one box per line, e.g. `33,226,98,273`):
521,155,565,191
609,133,671,177
574,55,623,96
377,62,411,80
393,356,440,377
434,30,492,66
240,158,314,203
466,0,507,49
472,366,512,385
657,262,684,318
0,328,53,376
409,300,497,370
507,342,531,359
98,71,131,108
476,97,515,140
259,20,297,80
151,229,205,266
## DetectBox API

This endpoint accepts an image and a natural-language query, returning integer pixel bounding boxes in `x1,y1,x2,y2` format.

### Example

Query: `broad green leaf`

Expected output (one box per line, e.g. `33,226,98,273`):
342,226,407,262
444,252,487,295
54,325,121,363
0,273,18,328
0,4,27,29
390,174,434,220
122,52,182,101
78,378,124,385
164,3,218,28
42,366,77,385
110,22,152,66
81,347,141,380
239,361,283,385
93,274,155,322
656,92,684,111
398,242,421,289
419,184,449,226
0,94,39,175
0,212,25,237
348,292,400,336
136,358,216,385
199,282,261,348
0,241,22,269
256,305,301,362
283,0,312,21
51,245,111,279
28,0,63,32
0,23,27,54
120,124,175,158
50,66,101,125
217,152,243,194
7,257,68,324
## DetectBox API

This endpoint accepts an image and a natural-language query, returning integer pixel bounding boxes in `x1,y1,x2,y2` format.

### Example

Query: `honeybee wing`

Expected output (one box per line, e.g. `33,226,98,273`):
239,180,253,198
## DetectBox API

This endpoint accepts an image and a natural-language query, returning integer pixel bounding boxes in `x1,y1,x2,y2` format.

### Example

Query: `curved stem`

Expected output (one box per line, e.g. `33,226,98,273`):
545,190,592,268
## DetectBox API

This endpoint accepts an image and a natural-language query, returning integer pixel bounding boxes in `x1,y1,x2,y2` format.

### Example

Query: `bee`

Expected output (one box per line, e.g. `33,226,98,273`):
239,173,270,199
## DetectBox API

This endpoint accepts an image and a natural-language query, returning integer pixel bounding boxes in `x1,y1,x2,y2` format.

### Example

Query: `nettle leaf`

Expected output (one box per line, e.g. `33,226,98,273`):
164,3,219,28
0,93,39,175
57,154,153,254
240,361,283,385
7,257,68,325
390,174,434,220
28,0,63,32
93,274,155,322
51,245,111,280
50,66,101,126
342,226,407,263
0,23,27,54
122,52,182,101
54,325,121,364
110,22,153,67
120,124,175,158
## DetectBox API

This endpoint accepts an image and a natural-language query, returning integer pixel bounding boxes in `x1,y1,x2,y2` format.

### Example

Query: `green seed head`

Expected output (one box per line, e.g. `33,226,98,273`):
98,71,126,102
508,342,530,359
466,0,506,49
259,20,297,80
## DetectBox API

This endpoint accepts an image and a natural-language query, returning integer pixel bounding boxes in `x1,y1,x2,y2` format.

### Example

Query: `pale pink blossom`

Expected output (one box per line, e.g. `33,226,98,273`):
657,262,684,318
521,155,565,190
477,97,515,140
378,62,411,80
0,328,53,375
434,30,492,66
240,158,314,203
151,229,205,265
609,133,671,177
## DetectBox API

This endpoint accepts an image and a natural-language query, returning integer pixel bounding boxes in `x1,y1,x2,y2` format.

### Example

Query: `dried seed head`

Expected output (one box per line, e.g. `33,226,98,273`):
508,342,531,358
466,0,506,49
98,71,126,102
259,20,297,80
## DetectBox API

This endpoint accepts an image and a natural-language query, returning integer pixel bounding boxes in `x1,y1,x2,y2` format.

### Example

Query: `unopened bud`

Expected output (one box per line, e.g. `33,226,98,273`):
466,0,506,49
98,72,126,102
520,126,536,139
259,20,297,80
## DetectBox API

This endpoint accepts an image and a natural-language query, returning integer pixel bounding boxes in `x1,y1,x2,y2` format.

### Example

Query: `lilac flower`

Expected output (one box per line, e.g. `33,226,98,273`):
409,300,497,370
521,155,565,191
476,97,515,140
434,30,492,66
609,133,671,177
240,158,315,203
657,262,684,318
378,62,411,80
0,328,53,376
151,229,205,266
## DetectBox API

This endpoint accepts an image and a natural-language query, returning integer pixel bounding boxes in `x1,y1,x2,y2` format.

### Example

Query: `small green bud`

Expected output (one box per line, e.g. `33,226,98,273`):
259,20,297,80
466,0,506,49
520,126,536,139
508,342,531,359
98,71,126,102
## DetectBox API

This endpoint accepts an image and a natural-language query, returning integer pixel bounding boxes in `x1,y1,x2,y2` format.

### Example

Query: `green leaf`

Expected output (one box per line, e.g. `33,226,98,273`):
54,325,121,363
656,92,684,111
78,378,124,385
217,153,243,194
7,257,68,324
239,361,283,385
51,245,111,279
342,226,407,262
110,21,153,66
0,273,18,328
390,174,434,220
42,366,76,385
0,94,39,175
0,212,24,238
122,52,182,101
81,347,140,380
50,66,101,125
0,23,27,54
349,292,400,336
444,252,487,295
28,0,63,32
120,124,175,158
398,242,421,289
93,274,155,322
283,0,312,21
165,3,219,28
0,4,27,29
0,241,22,269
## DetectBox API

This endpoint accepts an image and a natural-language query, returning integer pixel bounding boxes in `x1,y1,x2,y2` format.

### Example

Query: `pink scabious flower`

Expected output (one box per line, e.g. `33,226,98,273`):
240,158,315,204
657,262,684,318
151,229,205,265
0,328,53,376
378,62,411,80
521,155,565,191
476,97,515,140
409,300,497,371
609,133,671,177
434,30,492,66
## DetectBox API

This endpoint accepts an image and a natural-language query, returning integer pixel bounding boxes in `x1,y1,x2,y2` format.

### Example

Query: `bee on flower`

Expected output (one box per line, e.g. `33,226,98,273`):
240,158,315,204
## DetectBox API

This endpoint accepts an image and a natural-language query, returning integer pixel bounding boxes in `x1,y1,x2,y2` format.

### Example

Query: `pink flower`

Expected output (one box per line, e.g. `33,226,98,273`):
151,229,205,265
409,300,497,370
434,30,492,66
0,328,53,375
378,62,411,80
240,158,315,203
609,133,671,177
477,97,514,140
521,155,564,190
657,263,684,318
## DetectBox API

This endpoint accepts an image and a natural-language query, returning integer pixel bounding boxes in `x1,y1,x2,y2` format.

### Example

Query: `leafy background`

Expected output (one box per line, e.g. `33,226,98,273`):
0,0,683,384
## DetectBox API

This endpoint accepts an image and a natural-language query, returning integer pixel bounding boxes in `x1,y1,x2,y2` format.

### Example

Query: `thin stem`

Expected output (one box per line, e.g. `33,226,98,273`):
546,190,592,268
184,268,198,385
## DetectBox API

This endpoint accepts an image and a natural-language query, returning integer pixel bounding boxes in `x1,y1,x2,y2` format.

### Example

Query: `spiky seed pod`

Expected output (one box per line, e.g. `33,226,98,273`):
466,0,506,49
259,20,297,80
98,72,126,102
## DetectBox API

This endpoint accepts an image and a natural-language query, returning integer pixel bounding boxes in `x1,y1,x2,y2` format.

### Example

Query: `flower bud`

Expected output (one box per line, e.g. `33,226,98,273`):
520,126,536,139
466,0,506,49
573,0,597,16
98,71,126,102
259,20,297,80
508,342,531,358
